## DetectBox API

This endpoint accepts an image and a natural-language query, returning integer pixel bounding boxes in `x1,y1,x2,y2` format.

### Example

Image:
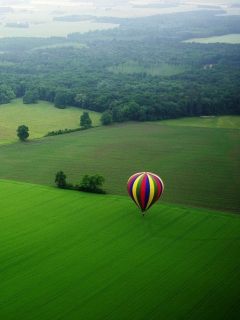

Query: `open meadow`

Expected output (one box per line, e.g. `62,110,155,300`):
0,117,239,213
183,34,240,44
0,99,101,144
1,179,240,320
161,116,240,129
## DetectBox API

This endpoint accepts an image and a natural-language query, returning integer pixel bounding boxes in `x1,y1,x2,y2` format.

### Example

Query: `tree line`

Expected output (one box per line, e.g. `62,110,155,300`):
55,171,106,194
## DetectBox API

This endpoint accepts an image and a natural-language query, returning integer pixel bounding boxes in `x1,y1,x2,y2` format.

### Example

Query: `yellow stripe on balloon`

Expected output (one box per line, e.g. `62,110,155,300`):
145,174,155,210
132,174,143,209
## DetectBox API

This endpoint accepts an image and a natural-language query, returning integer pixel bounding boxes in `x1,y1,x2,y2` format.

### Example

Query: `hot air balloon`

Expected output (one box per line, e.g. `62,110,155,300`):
127,172,164,216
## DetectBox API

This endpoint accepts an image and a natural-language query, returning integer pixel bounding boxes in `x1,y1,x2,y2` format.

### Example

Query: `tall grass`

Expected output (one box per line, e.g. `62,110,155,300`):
1,180,240,320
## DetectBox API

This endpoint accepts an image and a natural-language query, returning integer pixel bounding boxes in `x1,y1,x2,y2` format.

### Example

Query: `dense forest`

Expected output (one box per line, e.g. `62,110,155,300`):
0,10,240,122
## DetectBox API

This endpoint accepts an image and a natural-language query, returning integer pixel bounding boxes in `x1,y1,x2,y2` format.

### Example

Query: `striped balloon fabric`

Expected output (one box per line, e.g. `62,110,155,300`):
127,172,164,213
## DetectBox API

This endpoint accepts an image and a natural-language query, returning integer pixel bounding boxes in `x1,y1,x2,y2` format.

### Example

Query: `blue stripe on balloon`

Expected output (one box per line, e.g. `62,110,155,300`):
144,175,150,211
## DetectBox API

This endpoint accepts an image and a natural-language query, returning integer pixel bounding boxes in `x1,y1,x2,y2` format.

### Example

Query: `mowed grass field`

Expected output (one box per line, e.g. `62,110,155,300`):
1,179,240,320
0,119,239,213
183,34,240,44
0,99,101,144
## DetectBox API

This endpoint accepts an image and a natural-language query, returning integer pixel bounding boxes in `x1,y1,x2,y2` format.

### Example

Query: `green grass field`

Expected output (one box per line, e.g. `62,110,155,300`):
183,34,240,44
1,179,240,320
0,99,101,144
0,120,239,213
162,116,240,129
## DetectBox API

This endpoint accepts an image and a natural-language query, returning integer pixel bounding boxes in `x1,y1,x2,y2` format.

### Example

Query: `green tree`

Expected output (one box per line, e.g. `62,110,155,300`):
55,171,67,189
100,110,112,125
74,93,87,108
80,111,92,128
112,107,125,122
54,92,69,109
79,173,105,193
23,89,39,104
121,101,141,121
17,125,29,141
0,84,15,104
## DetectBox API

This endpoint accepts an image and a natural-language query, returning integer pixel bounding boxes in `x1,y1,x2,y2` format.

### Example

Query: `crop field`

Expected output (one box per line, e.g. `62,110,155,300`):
0,99,101,144
1,179,240,320
0,120,239,213
183,34,240,44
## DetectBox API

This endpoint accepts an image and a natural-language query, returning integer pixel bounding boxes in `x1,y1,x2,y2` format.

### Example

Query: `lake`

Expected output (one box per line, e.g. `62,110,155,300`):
0,0,239,38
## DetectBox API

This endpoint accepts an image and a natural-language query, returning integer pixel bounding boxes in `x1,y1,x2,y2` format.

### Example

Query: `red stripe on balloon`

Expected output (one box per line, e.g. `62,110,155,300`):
140,174,147,211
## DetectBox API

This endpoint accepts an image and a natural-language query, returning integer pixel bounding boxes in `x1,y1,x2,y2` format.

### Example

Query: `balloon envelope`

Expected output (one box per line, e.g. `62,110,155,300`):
127,172,164,212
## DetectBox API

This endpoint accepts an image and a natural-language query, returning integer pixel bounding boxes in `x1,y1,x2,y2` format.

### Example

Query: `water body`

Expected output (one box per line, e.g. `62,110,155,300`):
0,0,239,38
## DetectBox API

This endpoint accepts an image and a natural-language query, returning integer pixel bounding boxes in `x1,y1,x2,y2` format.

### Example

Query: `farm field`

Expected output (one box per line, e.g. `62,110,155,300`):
183,33,240,44
1,179,240,320
0,99,101,144
0,120,239,213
